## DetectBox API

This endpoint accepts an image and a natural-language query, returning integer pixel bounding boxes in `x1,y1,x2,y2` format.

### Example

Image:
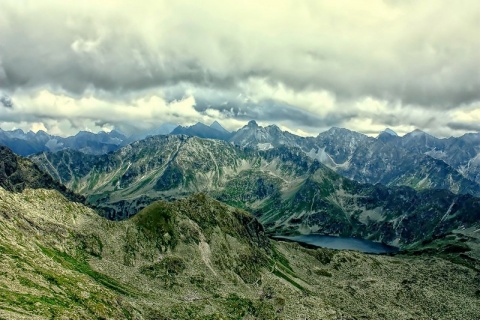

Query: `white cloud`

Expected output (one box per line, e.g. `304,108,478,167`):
0,89,208,136
30,122,47,133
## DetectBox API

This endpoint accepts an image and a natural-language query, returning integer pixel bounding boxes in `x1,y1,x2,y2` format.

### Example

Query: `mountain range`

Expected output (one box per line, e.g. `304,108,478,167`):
0,128,128,156
0,148,479,319
4,121,480,199
30,135,480,249
379,129,480,185
226,123,480,197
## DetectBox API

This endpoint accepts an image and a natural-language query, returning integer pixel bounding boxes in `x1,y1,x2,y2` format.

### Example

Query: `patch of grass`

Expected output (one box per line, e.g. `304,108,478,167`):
223,293,276,320
133,201,177,250
440,253,479,271
271,246,293,272
78,233,103,258
140,256,186,288
0,289,70,314
224,293,256,318
86,192,110,205
313,268,333,277
88,171,101,191
303,247,337,265
147,303,207,320
235,250,268,284
273,268,308,293
441,243,471,254
129,175,154,194
0,305,32,317
177,220,201,245
402,236,479,271
18,277,47,291
219,170,282,205
0,244,20,258
38,245,133,296
189,274,205,287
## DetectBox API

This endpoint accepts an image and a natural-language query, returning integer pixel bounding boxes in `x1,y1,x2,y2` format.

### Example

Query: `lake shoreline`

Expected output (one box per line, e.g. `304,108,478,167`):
271,234,400,255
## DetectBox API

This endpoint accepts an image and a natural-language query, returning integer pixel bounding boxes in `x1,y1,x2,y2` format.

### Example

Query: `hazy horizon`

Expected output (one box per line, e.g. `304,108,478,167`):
0,118,470,140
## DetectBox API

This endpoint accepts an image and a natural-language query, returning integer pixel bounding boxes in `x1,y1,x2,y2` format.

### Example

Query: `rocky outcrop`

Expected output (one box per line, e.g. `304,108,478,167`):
0,146,84,203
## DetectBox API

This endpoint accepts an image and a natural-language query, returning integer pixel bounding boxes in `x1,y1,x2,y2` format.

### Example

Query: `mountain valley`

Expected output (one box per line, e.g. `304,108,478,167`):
2,2,479,318
30,136,480,249
1,125,480,319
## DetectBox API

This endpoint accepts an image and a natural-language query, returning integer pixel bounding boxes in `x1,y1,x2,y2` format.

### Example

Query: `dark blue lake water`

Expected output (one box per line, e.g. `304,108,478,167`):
273,234,399,254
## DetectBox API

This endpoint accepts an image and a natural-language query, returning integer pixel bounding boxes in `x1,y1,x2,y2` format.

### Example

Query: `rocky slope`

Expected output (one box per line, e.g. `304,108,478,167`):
229,120,310,151
259,175,480,247
1,186,479,319
229,124,480,196
314,128,480,196
32,135,250,218
381,129,480,185
199,123,480,196
0,146,83,203
31,137,480,247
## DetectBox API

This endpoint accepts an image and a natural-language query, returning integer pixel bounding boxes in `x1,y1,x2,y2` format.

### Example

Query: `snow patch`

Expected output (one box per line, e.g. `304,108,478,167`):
257,143,273,150
306,147,337,167
359,208,385,224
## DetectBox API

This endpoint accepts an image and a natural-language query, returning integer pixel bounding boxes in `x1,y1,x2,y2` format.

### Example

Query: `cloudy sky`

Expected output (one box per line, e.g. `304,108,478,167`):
0,0,479,137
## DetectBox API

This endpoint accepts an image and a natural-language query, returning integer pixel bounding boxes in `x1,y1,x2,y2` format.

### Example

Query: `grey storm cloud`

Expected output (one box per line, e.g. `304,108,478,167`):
0,95,13,108
189,87,357,129
447,122,480,132
201,99,354,128
0,0,479,107
370,112,437,130
0,0,479,137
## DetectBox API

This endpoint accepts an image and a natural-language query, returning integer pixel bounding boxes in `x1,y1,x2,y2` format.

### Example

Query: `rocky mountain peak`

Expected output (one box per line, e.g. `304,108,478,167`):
407,129,428,137
171,122,231,140
320,127,353,137
210,120,230,133
377,128,400,142
383,128,398,136
266,124,281,131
